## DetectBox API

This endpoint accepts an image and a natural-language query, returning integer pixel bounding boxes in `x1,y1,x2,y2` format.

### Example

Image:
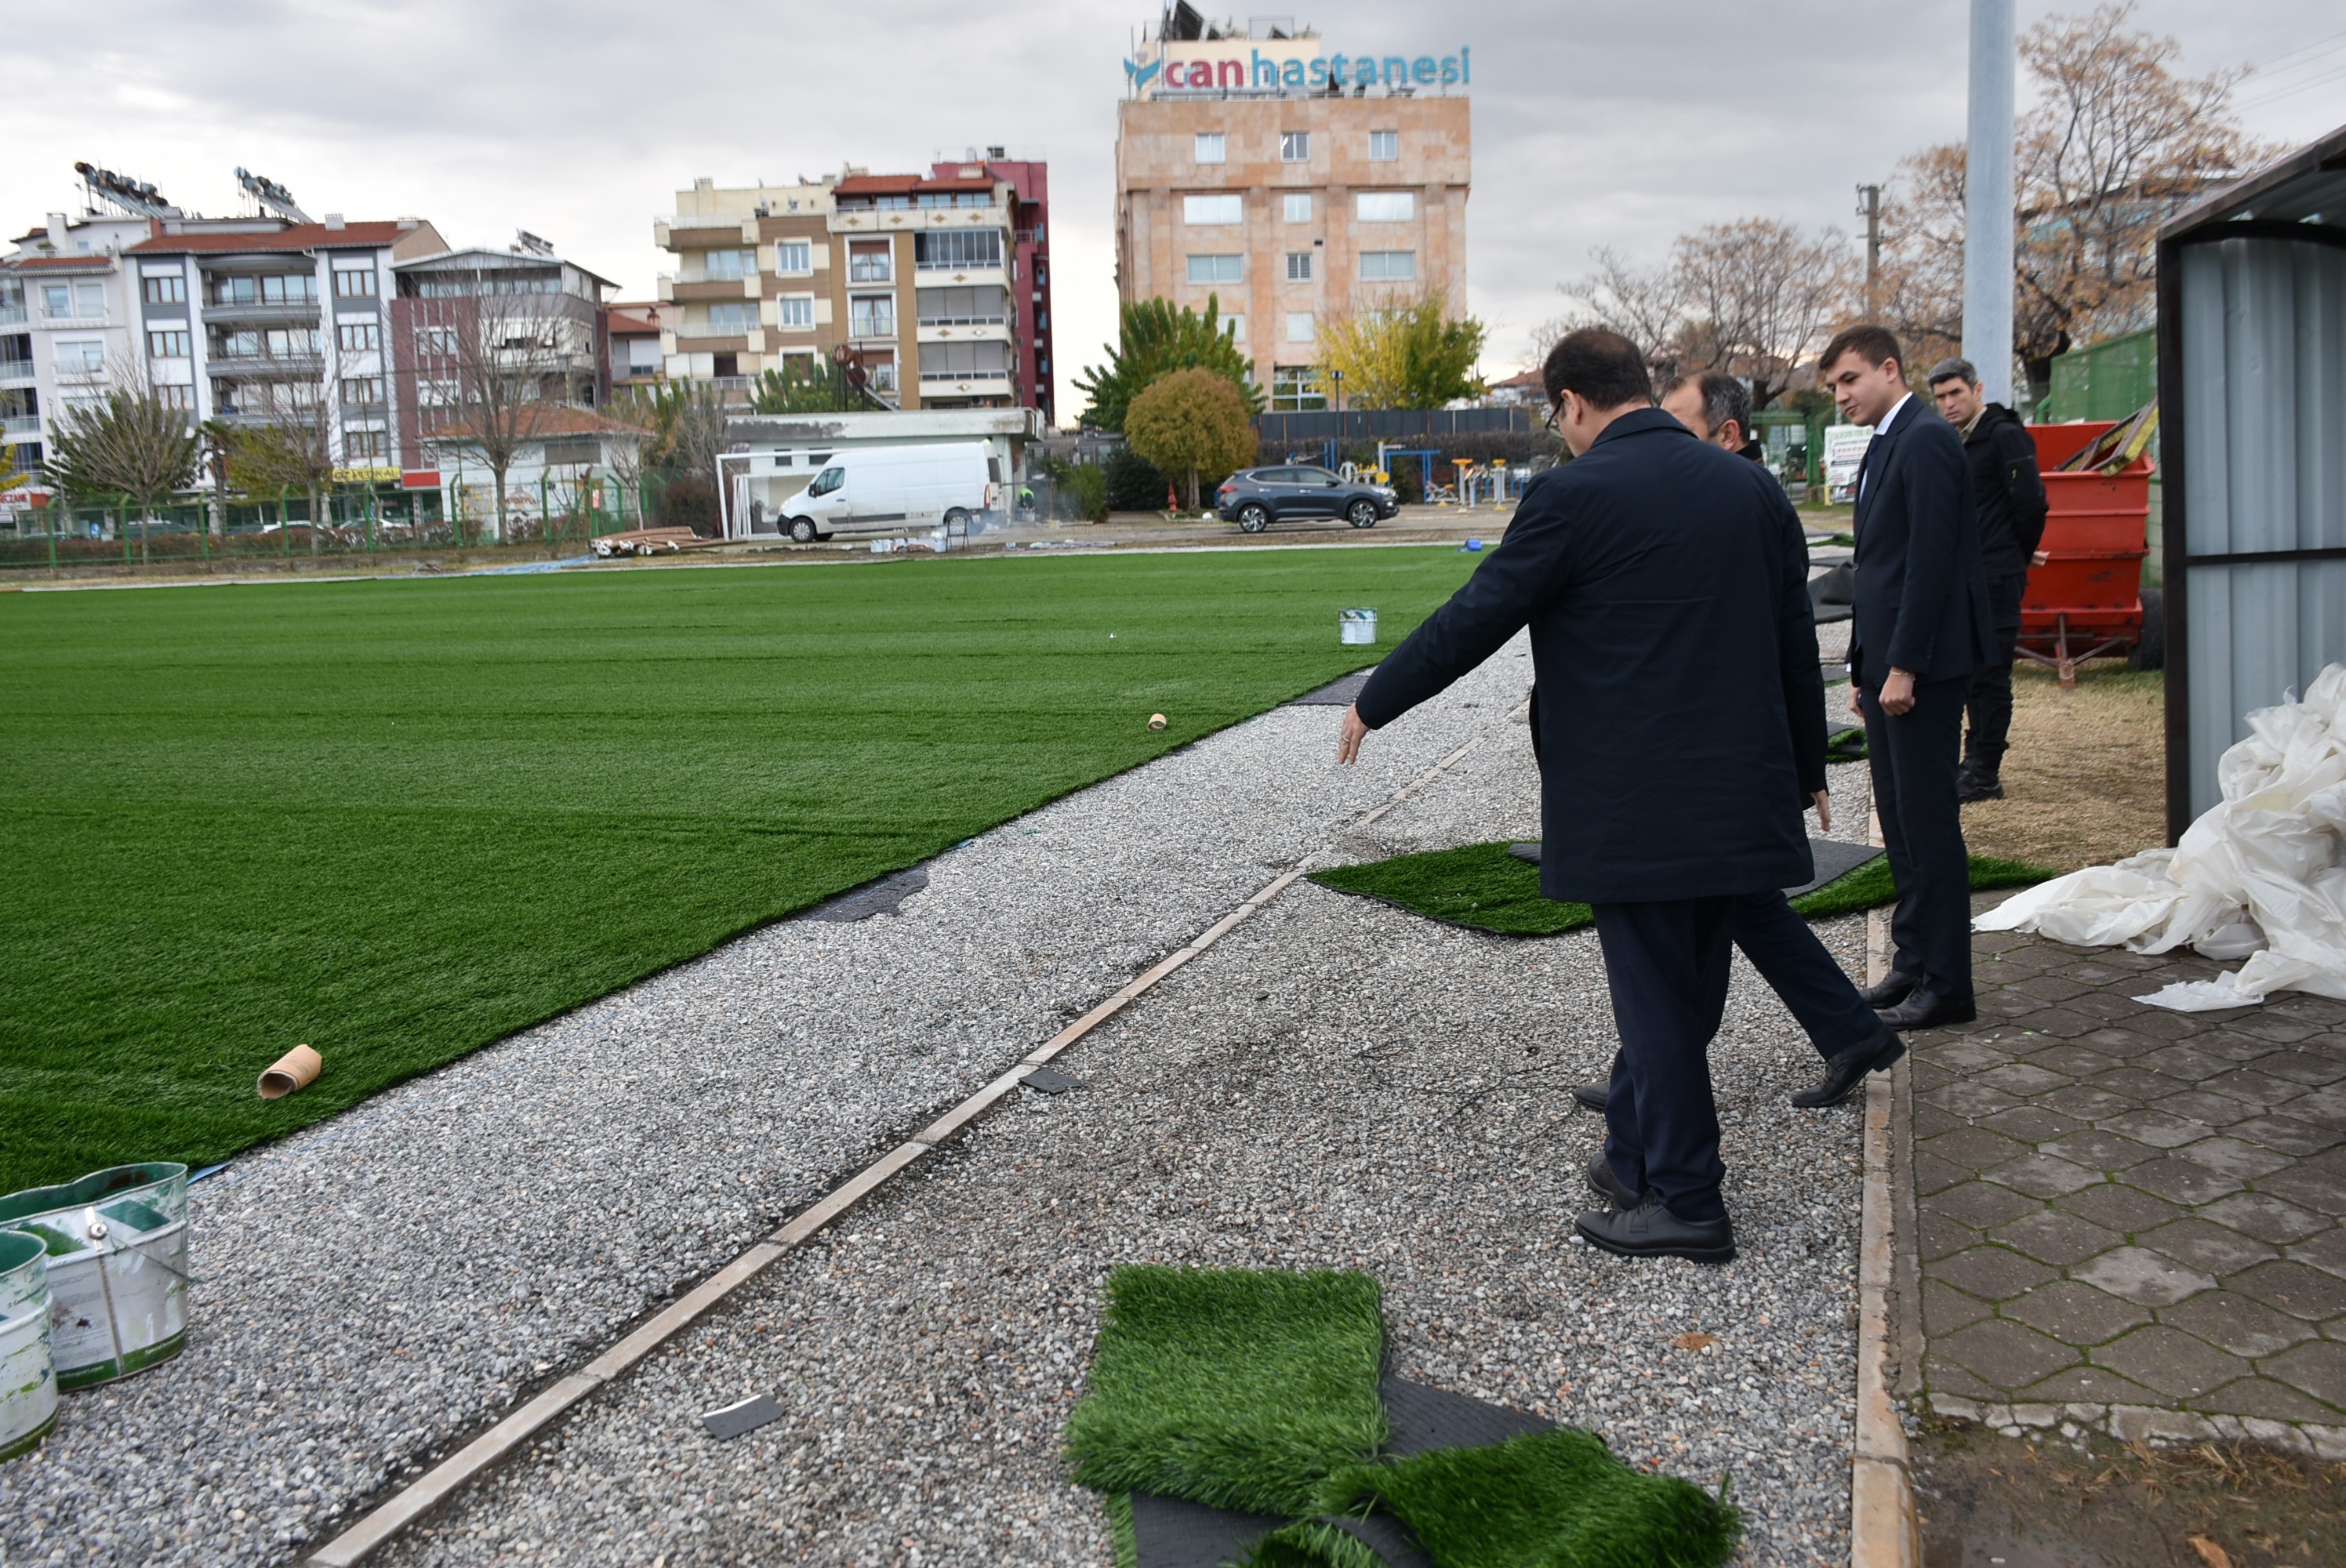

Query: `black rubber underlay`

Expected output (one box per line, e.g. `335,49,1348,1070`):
801,866,929,922
1287,667,1378,706
1499,837,1879,902
1127,1376,1551,1568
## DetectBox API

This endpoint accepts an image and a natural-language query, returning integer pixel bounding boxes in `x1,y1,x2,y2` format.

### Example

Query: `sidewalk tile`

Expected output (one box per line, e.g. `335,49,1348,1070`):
2101,1108,2218,1148
2003,1279,2152,1345
2031,1044,2123,1078
2158,1290,2316,1358
1935,1040,2017,1072
2201,1191,2330,1244
2284,1225,2346,1279
1932,1178,2043,1231
2041,1129,2161,1171
2138,1217,2281,1276
2094,1325,2249,1398
2204,1068,2311,1108
2260,1164,2346,1218
2020,1010,2097,1040
2072,1246,2217,1307
2177,1137,2297,1181
1980,1062,2075,1096
2079,1027,2166,1058
2141,1091,2249,1130
2010,975,2093,1004
1920,1210,1982,1262
1985,1152,2104,1199
1922,1279,1994,1338
1937,1245,2059,1302
2187,1377,2343,1422
2042,1084,2141,1120
1926,1082,2023,1120
2123,1156,2246,1207
2016,1365,2162,1405
1913,1150,1972,1196
1991,1209,2122,1267
1925,1124,2032,1171
2094,1067,2192,1101
1980,1105,2086,1143
2059,1183,2184,1236
2261,1341,2346,1411
1939,1317,2082,1389
2139,1044,2239,1082
2232,1018,2328,1047
2229,1259,2346,1322
2229,1115,2344,1158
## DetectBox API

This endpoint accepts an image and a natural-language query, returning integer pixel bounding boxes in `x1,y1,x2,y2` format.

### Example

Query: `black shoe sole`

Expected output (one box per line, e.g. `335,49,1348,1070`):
1875,1001,1978,1029
1790,1034,1908,1109
1574,1218,1736,1264
1958,786,2005,804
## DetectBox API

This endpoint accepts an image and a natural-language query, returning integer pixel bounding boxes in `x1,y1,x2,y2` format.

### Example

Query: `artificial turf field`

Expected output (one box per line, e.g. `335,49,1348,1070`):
0,548,1479,1191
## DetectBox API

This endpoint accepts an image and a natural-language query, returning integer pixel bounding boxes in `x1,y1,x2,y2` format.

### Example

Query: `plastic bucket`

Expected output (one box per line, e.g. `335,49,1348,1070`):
1,1231,56,1461
1339,608,1378,645
0,1163,190,1389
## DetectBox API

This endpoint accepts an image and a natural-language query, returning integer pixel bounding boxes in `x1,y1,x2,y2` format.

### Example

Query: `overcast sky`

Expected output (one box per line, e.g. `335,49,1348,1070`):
9,2,2339,416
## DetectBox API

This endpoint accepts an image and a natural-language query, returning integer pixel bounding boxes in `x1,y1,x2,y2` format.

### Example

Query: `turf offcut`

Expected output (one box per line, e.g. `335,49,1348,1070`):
1309,842,2059,937
0,547,1477,1191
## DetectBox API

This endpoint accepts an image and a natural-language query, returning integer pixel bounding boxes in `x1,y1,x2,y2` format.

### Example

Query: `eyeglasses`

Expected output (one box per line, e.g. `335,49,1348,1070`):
1540,399,1562,433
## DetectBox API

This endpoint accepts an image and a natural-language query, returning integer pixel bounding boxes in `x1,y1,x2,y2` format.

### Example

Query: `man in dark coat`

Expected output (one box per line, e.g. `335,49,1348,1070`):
1337,329,1833,1263
1927,357,2049,803
1819,326,1997,1031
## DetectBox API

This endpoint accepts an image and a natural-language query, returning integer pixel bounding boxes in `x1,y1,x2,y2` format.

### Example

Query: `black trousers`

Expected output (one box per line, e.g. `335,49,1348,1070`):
1595,897,1734,1224
1863,675,1973,1003
1730,888,1880,1060
1963,571,2028,771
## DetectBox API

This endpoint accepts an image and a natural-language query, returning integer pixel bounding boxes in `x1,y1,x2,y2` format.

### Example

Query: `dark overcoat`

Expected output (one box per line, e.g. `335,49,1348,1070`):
1847,399,1997,688
1356,408,1826,905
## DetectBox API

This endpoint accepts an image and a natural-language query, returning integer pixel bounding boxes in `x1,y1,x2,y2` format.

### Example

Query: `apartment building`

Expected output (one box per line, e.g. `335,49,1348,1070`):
1114,16,1471,409
387,241,614,460
652,151,1054,418
606,300,665,390
0,212,151,475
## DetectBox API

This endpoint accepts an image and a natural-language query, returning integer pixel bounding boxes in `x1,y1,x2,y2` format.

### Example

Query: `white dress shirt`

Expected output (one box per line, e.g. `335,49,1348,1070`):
1858,394,1915,501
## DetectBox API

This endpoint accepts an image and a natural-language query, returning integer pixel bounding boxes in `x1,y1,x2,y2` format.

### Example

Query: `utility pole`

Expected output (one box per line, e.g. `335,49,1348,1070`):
1855,183,1883,317
1963,0,2017,405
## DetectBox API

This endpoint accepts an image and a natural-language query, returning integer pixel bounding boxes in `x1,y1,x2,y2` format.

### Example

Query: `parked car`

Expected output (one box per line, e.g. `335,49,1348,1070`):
1214,466,1397,532
779,442,1004,543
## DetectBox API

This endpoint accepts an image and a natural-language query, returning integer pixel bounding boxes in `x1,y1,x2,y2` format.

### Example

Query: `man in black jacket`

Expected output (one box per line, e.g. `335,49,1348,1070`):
1337,329,1832,1263
1928,358,2049,803
1821,326,1997,1031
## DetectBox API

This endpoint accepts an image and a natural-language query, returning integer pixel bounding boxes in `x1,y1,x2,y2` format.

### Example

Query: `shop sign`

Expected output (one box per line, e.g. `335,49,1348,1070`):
400,470,442,490
332,466,401,485
1129,41,1469,96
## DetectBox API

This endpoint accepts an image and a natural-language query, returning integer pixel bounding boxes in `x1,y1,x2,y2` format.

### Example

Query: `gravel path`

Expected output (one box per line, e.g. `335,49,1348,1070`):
364,660,1877,1568
0,648,1531,1568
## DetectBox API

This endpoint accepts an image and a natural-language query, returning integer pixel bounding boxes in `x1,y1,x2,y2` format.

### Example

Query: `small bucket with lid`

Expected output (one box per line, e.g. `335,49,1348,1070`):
0,1162,191,1389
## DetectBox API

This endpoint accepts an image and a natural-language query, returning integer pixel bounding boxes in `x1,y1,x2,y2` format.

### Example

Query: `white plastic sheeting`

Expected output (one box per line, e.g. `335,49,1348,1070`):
1975,663,2346,1011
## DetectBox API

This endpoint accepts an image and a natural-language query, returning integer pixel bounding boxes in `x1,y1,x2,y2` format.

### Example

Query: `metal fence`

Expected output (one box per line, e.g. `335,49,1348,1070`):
1251,406,1538,444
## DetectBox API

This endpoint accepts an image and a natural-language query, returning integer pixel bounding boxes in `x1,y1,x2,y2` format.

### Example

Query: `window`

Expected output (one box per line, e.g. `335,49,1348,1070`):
143,273,185,305
205,273,318,306
775,239,812,274
1222,314,1245,344
1285,252,1314,282
1285,312,1315,343
848,240,892,283
419,378,459,407
808,465,844,497
914,230,1002,270
543,437,597,466
1193,132,1226,164
39,285,70,318
1280,131,1309,163
704,301,758,332
415,326,457,357
57,341,105,373
1360,250,1418,281
147,330,191,359
344,430,387,460
74,282,104,318
705,248,756,280
1183,194,1243,226
1369,130,1399,161
340,376,383,405
1186,254,1243,285
332,264,376,297
776,295,815,330
337,321,380,353
1282,193,1313,223
155,384,192,410
849,295,895,337
1356,191,1415,223
868,357,898,393
1271,367,1326,412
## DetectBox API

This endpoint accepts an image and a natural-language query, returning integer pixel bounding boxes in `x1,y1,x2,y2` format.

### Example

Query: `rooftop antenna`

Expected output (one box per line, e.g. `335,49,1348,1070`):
514,229,557,258
235,168,313,224
74,162,181,220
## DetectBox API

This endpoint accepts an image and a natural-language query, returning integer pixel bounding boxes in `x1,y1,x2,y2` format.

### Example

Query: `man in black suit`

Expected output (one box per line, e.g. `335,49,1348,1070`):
1818,326,1997,1030
1336,329,1831,1263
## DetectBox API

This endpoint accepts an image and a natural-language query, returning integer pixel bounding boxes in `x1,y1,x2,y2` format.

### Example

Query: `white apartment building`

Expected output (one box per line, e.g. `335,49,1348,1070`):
0,212,149,492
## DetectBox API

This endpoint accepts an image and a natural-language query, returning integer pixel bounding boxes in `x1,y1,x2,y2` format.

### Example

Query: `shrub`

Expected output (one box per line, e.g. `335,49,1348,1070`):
655,476,719,535
1062,463,1110,523
1103,447,1172,512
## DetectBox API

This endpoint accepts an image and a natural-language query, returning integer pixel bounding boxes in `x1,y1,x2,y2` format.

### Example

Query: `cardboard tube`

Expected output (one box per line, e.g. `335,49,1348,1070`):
257,1045,321,1100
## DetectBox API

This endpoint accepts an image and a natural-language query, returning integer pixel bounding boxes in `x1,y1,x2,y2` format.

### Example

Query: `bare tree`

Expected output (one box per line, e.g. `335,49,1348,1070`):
409,281,588,540
1539,246,1689,375
1669,220,1854,410
216,365,339,550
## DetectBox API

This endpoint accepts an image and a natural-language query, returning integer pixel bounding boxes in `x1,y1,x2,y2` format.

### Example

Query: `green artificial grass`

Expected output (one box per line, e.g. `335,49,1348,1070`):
1309,843,2060,939
1065,1265,1388,1517
0,548,1478,1192
1252,1430,1741,1568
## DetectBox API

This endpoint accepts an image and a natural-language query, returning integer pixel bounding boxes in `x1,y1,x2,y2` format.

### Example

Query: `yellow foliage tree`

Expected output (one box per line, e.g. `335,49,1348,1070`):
1124,368,1258,513
1313,291,1487,411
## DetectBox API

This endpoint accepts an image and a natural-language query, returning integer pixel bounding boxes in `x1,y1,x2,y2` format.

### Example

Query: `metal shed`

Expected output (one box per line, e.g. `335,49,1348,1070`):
2159,122,2346,840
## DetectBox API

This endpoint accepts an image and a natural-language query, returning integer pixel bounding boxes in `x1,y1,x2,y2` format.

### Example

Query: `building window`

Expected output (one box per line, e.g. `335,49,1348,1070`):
1271,367,1325,412
1282,193,1313,223
332,264,377,297
1280,131,1309,163
776,295,815,330
704,301,758,332
340,376,384,406
57,340,105,374
1356,191,1416,223
1285,312,1315,343
1186,254,1243,285
155,384,192,410
1183,194,1243,226
142,273,186,305
914,230,1002,270
208,273,318,306
40,285,71,318
1193,132,1226,164
1360,251,1418,281
1285,252,1314,282
848,240,893,284
705,248,757,280
849,295,895,338
338,321,381,353
415,326,457,358
1369,130,1400,161
1221,314,1245,344
775,239,812,274
867,356,899,392
344,429,387,460
147,330,191,358
543,438,598,466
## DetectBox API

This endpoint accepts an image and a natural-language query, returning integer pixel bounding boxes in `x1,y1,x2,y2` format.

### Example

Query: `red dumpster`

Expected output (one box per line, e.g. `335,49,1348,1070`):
2019,421,2152,686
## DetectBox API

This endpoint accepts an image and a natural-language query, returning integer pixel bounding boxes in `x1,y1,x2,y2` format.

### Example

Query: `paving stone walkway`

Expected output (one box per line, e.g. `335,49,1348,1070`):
1897,895,2346,1455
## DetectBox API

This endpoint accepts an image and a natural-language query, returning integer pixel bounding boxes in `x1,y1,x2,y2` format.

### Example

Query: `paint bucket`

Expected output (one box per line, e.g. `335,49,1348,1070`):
1339,608,1378,645
0,1231,56,1461
0,1163,190,1390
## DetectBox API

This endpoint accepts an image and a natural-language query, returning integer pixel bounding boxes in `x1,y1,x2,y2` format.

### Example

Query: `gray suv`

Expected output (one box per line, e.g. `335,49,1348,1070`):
1214,466,1398,533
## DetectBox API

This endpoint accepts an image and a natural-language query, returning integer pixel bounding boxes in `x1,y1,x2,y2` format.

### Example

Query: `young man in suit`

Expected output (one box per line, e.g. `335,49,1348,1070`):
1818,326,1997,1031
1336,330,1830,1263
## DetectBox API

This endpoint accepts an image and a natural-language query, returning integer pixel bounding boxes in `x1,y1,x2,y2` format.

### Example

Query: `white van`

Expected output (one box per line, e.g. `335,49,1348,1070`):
779,442,1003,543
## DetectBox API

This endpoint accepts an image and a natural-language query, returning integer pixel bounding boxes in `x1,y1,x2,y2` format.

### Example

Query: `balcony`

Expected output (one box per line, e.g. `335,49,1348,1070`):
207,354,325,379
2,414,42,438
672,317,758,343
915,318,1011,345
0,360,33,384
917,369,1013,394
37,310,112,332
0,306,24,325
664,276,759,303
830,205,1007,236
201,299,321,325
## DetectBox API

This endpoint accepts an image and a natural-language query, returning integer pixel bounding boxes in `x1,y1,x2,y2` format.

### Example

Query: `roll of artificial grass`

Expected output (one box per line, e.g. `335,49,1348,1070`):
1066,1265,1388,1517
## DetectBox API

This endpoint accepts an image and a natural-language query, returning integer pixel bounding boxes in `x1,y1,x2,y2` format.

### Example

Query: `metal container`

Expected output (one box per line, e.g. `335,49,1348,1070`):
0,1163,190,1389
0,1230,56,1461
1339,607,1378,645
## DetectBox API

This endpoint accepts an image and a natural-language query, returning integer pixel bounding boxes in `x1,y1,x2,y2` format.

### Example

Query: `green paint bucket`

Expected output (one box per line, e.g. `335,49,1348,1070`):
0,1163,190,1390
0,1231,56,1461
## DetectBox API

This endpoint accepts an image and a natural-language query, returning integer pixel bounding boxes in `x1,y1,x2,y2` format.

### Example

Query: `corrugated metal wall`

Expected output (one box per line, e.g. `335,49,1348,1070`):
2177,234,2346,816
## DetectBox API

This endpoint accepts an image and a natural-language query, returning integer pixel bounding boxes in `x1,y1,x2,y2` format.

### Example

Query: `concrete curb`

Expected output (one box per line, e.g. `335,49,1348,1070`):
300,710,1516,1566
1851,871,1920,1566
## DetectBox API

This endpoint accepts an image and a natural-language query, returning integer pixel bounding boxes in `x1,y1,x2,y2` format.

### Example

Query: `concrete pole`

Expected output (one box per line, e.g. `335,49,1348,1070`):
1963,0,2017,406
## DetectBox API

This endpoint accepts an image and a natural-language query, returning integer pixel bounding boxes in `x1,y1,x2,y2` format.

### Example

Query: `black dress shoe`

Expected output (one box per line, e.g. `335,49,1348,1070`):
1576,1196,1736,1263
1876,989,1978,1029
1586,1152,1641,1209
1858,972,1919,1009
1957,767,2005,804
1791,1026,1908,1109
1571,1080,1610,1113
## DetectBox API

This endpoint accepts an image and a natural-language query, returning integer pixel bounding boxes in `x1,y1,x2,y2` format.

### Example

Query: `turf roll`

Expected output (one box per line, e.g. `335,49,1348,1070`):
1066,1265,1388,1517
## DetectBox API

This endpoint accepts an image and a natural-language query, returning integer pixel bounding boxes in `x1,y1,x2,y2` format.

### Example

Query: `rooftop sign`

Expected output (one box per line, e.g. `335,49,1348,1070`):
1126,38,1469,97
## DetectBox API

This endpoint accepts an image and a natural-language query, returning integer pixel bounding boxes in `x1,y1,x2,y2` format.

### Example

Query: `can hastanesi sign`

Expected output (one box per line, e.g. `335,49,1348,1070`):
1128,40,1469,96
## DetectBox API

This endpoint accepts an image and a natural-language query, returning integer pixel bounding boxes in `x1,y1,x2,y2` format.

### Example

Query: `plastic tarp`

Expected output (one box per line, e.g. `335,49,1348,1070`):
1975,664,2346,1011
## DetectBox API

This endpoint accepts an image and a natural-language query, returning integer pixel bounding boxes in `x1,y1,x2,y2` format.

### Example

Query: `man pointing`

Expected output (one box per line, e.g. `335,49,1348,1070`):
1338,329,1830,1264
